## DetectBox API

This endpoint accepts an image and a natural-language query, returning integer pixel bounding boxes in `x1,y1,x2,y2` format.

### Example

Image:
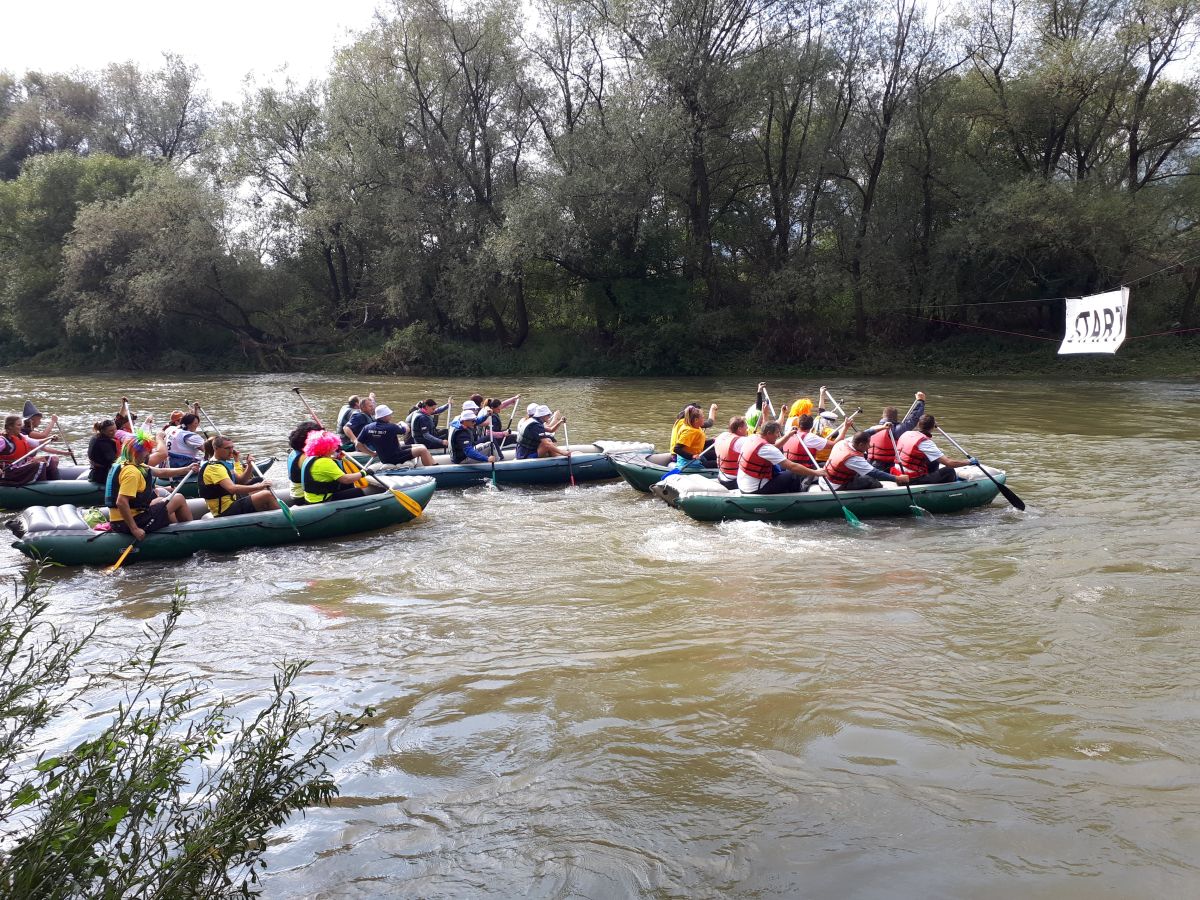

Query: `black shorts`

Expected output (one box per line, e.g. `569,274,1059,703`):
110,503,170,534
379,446,416,465
216,496,257,517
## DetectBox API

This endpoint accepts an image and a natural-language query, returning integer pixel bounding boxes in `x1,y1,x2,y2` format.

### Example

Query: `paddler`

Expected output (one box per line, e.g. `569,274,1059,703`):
516,404,569,459
892,414,976,484
670,399,718,450
671,405,712,470
780,411,855,468
106,430,197,539
866,391,925,470
824,431,910,490
199,436,280,517
737,421,823,495
300,431,366,504
0,414,64,484
20,401,60,441
286,421,323,502
448,407,496,464
713,416,750,490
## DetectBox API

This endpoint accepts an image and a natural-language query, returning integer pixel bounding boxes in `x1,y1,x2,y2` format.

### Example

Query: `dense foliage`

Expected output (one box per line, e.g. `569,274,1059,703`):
0,568,367,897
1,0,1199,373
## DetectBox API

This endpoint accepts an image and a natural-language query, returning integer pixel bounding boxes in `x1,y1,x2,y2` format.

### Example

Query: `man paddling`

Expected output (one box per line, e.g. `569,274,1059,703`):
867,391,925,470
200,436,280,517
737,421,823,494
825,431,910,491
892,414,976,484
516,404,568,459
713,416,750,490
358,405,434,467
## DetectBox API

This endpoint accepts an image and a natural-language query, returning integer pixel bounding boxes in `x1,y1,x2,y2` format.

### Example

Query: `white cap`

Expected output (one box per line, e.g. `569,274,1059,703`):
527,402,538,415
820,411,838,421
462,400,479,411
459,407,478,421
532,404,552,418
374,404,393,419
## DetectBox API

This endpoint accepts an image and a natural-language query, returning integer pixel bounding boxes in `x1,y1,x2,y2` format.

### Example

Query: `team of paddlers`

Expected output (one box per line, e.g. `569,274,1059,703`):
667,384,979,496
0,391,572,542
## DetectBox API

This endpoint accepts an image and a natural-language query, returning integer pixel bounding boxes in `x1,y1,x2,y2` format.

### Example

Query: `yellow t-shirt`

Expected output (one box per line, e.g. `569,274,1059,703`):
108,464,149,520
202,461,237,516
669,418,685,452
674,423,706,458
303,456,346,504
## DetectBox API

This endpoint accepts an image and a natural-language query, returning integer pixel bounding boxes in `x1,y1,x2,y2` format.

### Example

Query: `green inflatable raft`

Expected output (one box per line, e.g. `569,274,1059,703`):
7,474,434,567
0,458,276,510
652,466,1009,522
608,451,717,493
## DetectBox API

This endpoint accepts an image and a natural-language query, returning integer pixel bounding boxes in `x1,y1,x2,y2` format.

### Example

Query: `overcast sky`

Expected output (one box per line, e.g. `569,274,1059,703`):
2,0,386,103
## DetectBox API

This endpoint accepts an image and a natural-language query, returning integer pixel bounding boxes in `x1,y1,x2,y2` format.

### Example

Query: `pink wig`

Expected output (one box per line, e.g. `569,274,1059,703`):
304,430,341,458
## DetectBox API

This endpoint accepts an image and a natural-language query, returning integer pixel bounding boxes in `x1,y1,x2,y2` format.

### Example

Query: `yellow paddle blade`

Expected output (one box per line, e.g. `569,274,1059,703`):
338,453,370,489
388,488,423,518
106,542,136,573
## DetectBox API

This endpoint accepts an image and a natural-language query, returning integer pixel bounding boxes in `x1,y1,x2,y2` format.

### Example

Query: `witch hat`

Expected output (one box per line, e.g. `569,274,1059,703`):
22,400,40,419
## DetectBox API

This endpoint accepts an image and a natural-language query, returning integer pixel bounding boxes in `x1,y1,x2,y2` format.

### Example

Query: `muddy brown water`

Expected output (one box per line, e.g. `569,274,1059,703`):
1,374,1197,898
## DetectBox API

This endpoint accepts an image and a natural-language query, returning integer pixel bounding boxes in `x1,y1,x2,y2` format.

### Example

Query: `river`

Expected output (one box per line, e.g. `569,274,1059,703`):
1,374,1197,898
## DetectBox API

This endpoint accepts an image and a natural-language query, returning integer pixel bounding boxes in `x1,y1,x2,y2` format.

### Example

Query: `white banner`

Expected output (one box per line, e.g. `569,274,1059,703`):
1058,287,1130,355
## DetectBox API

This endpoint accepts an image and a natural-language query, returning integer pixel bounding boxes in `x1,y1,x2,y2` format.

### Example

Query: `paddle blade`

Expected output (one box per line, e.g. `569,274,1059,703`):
278,500,300,535
997,481,1026,511
339,453,370,488
106,542,136,573
842,507,866,529
910,504,932,519
389,489,423,517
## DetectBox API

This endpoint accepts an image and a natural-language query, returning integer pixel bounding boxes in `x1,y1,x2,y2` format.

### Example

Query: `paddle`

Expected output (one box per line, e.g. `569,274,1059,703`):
825,393,859,435
935,426,1026,511
291,387,326,429
885,427,930,519
796,432,865,530
106,469,194,573
502,394,521,447
6,435,54,468
54,421,78,465
562,420,575,487
340,453,423,517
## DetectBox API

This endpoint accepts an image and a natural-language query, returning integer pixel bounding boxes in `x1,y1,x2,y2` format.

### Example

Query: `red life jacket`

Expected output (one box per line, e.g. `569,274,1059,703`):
894,430,931,477
867,427,896,466
738,436,775,481
825,440,861,487
782,430,811,464
714,431,742,479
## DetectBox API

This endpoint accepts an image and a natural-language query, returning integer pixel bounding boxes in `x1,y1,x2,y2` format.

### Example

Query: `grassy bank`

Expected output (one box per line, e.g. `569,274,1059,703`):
9,331,1198,380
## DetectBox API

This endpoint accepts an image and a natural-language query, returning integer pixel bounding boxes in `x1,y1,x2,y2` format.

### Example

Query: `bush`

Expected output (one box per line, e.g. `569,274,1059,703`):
0,567,369,897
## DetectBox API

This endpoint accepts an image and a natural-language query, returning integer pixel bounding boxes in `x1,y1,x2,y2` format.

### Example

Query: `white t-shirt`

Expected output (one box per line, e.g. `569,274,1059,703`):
167,428,204,460
915,437,944,464
738,442,785,493
844,452,876,476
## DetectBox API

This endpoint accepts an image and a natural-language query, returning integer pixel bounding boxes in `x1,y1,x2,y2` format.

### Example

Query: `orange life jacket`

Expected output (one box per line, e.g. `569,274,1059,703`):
867,427,896,466
738,435,775,481
782,430,815,465
714,431,742,479
825,440,861,487
894,430,931,477
0,432,35,463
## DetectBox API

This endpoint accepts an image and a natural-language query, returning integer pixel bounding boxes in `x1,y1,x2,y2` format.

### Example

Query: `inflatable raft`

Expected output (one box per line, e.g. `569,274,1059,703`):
608,451,717,493
652,465,1008,522
8,474,433,567
0,458,276,510
370,440,653,488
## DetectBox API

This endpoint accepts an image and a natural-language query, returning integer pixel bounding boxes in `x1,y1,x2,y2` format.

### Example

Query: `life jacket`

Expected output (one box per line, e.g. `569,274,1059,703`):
105,461,156,510
448,421,474,463
782,430,815,465
300,455,344,500
825,440,861,487
287,449,304,485
714,431,742,479
517,419,544,455
0,432,35,463
738,436,775,481
894,430,931,477
198,459,238,514
867,426,896,466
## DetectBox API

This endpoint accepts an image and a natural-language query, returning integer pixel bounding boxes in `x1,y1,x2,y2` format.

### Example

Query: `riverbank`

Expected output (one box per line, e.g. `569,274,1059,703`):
9,331,1198,379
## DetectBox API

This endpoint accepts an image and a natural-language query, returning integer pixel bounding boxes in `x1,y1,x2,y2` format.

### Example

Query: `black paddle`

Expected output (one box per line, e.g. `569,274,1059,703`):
936,426,1025,511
